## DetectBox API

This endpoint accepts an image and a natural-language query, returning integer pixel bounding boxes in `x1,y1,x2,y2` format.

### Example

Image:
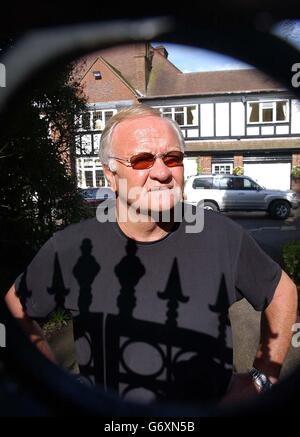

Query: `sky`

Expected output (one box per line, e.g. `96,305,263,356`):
153,20,300,73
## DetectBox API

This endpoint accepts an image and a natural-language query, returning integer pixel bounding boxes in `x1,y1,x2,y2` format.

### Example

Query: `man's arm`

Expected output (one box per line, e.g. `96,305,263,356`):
5,284,58,364
222,269,298,403
253,269,298,382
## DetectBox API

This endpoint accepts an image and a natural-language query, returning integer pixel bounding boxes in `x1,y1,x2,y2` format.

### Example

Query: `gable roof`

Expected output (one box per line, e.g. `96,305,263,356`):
77,56,138,97
146,68,284,98
75,44,285,101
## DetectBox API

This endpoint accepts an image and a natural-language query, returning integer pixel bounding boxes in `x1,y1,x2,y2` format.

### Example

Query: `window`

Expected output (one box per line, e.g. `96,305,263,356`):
75,135,81,155
276,101,287,121
218,177,257,190
219,177,234,189
81,112,91,130
78,169,82,186
95,170,105,187
232,178,244,190
80,109,116,131
84,170,94,187
92,109,116,131
156,105,198,126
192,177,213,189
249,102,259,122
104,110,114,124
174,108,184,125
247,100,289,124
93,71,102,80
93,134,101,154
242,178,257,190
212,163,233,175
76,157,108,188
93,112,103,130
81,135,92,154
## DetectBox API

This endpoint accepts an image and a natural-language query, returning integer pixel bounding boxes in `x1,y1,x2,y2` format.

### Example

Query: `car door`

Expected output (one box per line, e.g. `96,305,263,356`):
220,177,266,210
217,176,236,209
186,176,214,204
239,177,266,210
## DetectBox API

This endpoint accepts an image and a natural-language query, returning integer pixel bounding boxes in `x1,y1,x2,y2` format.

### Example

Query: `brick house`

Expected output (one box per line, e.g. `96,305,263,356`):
75,43,300,190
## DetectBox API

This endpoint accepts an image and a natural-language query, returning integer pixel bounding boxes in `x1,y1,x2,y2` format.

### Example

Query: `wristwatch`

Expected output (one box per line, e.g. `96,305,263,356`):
249,367,273,393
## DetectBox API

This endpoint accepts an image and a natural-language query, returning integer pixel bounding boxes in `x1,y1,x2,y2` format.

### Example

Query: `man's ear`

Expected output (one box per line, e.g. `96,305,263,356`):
103,164,117,192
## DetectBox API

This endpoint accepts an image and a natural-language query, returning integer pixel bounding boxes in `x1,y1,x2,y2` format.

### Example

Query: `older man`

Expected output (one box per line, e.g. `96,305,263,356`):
5,104,298,405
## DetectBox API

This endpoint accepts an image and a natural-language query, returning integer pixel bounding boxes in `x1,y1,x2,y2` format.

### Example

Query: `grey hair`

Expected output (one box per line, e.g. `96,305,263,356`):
99,104,185,170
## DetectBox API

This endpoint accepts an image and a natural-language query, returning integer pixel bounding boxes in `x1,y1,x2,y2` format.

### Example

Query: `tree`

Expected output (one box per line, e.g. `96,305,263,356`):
0,48,91,292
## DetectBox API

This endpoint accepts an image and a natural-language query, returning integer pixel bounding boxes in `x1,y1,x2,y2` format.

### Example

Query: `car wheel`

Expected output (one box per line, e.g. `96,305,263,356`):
269,200,291,220
202,201,219,212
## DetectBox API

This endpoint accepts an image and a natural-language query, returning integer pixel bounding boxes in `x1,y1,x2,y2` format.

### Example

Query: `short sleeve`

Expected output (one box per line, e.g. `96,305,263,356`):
234,230,282,311
14,236,60,319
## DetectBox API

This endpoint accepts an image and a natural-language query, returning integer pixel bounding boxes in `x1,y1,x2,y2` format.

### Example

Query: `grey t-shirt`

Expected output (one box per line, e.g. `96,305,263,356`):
15,205,281,404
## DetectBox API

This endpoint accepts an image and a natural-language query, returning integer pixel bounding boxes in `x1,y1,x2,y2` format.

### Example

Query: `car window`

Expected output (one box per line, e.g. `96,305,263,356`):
242,178,257,190
96,188,114,199
192,177,213,189
218,177,258,190
232,178,244,190
219,177,235,190
83,188,100,197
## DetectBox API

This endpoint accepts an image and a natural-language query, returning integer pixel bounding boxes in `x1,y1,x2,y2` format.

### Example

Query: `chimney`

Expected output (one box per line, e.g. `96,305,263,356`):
155,45,168,58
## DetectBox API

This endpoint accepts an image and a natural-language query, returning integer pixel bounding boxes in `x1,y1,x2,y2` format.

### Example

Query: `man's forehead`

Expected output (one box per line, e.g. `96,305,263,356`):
116,115,170,131
112,116,179,150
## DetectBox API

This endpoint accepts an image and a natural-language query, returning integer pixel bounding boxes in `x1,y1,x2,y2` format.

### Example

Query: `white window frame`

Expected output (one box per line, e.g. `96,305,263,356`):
92,109,117,131
247,99,289,124
76,157,107,188
78,108,117,131
155,104,198,126
212,163,233,175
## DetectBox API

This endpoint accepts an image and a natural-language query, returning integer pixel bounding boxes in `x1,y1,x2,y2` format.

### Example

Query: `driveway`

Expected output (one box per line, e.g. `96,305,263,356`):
228,207,300,380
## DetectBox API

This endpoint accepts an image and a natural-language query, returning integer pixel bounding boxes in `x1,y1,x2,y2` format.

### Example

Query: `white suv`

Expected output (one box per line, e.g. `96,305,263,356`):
184,174,300,219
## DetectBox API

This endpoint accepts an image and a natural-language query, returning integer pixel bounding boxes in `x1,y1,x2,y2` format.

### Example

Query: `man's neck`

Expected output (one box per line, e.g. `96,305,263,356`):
116,202,175,242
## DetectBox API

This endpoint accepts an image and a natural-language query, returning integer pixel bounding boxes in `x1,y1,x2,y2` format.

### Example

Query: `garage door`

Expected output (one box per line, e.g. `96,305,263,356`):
184,158,198,179
244,162,291,190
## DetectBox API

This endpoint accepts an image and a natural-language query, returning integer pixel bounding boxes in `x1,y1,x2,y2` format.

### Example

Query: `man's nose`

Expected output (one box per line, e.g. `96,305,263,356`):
149,157,172,181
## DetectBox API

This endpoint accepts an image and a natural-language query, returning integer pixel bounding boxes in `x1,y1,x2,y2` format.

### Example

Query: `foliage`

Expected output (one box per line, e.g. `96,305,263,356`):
233,166,244,176
197,161,203,174
282,241,300,308
0,42,92,292
291,166,300,179
42,307,72,339
282,241,300,284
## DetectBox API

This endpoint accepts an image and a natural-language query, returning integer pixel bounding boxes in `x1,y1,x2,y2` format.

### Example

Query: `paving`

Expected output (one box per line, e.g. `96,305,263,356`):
229,207,300,380
229,299,300,380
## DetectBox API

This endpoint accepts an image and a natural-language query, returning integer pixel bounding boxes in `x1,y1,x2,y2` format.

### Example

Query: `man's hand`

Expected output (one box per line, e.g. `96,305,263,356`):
220,373,261,405
5,284,58,364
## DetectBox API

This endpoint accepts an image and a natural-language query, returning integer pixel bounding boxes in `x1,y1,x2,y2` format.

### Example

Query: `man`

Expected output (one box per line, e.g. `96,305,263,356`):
5,104,298,405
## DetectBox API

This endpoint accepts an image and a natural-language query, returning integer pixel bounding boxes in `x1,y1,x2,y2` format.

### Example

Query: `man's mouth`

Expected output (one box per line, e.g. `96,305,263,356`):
148,186,173,192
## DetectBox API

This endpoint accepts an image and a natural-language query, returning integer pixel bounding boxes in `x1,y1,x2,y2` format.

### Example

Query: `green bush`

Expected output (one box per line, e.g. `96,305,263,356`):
291,166,300,179
282,241,300,308
0,52,90,293
197,162,203,174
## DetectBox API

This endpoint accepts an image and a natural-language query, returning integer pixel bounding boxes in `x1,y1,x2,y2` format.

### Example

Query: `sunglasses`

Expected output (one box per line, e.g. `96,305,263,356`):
109,150,184,170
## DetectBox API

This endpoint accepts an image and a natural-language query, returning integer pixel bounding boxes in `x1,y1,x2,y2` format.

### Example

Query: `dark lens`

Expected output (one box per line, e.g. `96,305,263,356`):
130,152,155,169
163,151,184,167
